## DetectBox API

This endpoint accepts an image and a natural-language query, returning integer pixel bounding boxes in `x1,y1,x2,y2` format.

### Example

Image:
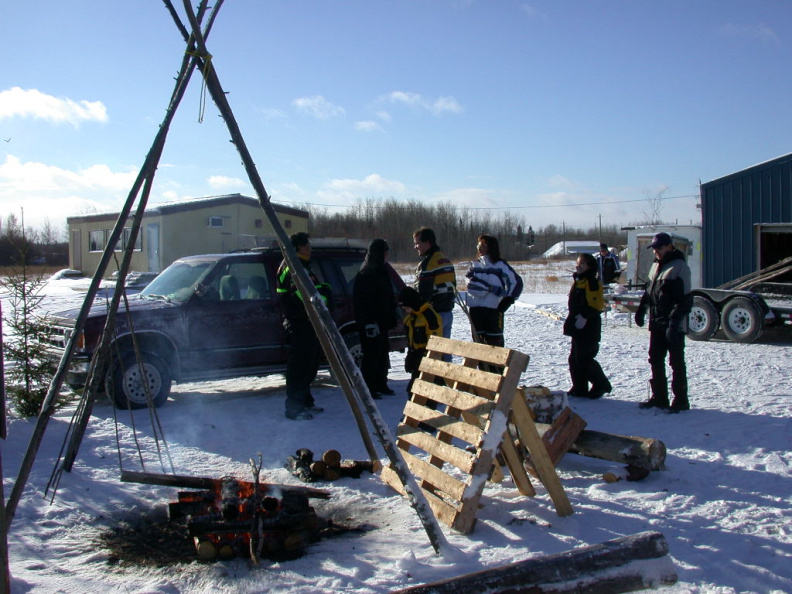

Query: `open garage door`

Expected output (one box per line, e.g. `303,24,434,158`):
757,224,792,282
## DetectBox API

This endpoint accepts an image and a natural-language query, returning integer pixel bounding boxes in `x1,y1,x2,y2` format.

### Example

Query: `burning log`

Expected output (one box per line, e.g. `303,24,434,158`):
122,470,327,560
392,531,677,593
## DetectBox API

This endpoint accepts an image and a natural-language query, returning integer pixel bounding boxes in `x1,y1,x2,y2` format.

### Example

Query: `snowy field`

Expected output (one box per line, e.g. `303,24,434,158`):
2,261,791,593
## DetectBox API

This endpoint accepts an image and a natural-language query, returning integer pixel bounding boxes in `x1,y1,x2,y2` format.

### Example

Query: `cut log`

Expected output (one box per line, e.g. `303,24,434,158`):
120,470,331,499
392,530,677,594
534,426,666,471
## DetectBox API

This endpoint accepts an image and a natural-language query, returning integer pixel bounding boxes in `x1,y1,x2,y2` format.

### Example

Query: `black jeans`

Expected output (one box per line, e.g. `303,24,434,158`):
648,326,688,402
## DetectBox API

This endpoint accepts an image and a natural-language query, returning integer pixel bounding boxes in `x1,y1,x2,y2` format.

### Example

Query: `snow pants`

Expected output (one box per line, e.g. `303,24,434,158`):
648,326,688,403
284,317,321,415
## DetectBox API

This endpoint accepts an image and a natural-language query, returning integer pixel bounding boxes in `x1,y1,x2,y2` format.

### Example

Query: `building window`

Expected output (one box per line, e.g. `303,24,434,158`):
255,219,263,228
114,228,142,252
89,229,105,252
208,216,224,228
284,219,292,229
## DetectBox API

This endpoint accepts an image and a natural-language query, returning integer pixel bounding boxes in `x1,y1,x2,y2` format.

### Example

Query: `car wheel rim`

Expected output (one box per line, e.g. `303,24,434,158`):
122,363,162,405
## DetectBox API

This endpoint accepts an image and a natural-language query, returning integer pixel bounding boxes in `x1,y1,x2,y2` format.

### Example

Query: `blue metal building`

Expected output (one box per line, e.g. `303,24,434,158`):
700,152,792,287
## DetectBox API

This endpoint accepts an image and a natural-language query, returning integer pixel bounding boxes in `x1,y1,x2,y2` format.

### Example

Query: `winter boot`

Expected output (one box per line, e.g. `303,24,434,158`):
667,395,690,414
639,379,669,410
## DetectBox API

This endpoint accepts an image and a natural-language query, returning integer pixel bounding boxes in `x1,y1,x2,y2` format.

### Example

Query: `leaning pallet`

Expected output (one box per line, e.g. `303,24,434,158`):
381,336,572,534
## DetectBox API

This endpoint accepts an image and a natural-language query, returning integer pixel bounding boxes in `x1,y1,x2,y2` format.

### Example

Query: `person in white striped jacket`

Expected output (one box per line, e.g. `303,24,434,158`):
465,234,523,347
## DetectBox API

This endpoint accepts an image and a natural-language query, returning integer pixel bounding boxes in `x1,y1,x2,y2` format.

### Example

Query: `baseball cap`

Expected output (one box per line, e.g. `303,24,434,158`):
647,232,672,249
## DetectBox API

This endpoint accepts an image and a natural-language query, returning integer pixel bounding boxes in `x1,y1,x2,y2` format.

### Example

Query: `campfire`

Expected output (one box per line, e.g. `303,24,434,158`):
167,476,320,560
120,469,331,562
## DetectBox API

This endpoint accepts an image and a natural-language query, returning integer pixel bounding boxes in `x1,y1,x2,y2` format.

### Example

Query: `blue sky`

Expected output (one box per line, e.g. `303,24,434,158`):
2,1,791,237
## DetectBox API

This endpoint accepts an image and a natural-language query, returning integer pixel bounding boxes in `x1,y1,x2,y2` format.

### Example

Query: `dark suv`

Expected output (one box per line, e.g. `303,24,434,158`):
43,239,407,408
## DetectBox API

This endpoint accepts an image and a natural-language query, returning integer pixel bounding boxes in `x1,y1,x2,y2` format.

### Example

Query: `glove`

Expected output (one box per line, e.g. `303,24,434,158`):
574,314,587,330
497,297,514,313
364,324,380,338
635,309,646,327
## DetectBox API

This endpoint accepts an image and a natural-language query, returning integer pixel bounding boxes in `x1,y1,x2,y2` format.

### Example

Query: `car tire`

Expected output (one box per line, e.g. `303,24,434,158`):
108,350,172,409
687,296,720,342
721,297,764,344
343,331,363,368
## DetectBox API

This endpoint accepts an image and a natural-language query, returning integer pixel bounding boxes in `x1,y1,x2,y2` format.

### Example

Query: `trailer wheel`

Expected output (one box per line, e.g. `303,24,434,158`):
687,296,720,341
108,350,172,409
721,297,764,343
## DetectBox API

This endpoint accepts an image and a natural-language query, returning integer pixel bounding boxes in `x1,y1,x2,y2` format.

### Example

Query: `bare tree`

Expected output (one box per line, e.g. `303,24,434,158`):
642,185,668,226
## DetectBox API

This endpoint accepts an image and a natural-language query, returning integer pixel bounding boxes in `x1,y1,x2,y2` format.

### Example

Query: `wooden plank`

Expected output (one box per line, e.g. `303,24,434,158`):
536,407,587,468
399,450,467,501
425,335,514,366
400,401,485,445
381,466,465,530
411,380,495,417
418,358,503,392
397,426,477,474
510,403,573,517
498,434,536,497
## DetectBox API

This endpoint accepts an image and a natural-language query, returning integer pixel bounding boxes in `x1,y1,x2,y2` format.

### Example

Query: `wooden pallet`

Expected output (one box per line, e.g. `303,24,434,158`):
381,336,572,534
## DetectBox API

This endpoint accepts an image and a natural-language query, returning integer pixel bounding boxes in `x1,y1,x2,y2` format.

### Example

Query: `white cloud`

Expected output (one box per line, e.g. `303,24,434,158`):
0,155,138,230
719,23,780,45
354,120,383,132
207,175,247,190
380,91,463,116
291,95,345,119
0,87,108,126
318,174,406,202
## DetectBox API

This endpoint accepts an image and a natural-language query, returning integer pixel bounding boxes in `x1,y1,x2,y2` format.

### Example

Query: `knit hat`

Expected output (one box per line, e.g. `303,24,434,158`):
398,287,425,310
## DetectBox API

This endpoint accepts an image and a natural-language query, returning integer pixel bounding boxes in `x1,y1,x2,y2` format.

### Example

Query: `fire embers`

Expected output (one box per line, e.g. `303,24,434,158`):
285,448,382,483
168,476,319,561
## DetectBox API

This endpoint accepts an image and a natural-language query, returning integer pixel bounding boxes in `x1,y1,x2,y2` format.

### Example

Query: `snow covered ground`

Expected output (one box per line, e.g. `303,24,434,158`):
2,264,791,593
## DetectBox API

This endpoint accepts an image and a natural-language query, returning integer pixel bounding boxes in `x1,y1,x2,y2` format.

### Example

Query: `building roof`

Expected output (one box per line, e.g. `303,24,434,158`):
66,193,308,224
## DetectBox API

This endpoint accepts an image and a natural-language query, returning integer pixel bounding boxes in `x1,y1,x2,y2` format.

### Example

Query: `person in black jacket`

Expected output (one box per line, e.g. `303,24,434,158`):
596,243,621,285
354,239,398,398
276,232,332,421
634,232,693,413
563,252,612,399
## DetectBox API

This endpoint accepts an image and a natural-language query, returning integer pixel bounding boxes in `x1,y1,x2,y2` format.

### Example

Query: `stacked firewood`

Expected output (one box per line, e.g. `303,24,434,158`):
286,449,382,483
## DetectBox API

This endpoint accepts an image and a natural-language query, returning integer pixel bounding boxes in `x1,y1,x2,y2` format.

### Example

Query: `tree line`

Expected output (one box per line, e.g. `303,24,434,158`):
0,214,69,267
305,198,627,263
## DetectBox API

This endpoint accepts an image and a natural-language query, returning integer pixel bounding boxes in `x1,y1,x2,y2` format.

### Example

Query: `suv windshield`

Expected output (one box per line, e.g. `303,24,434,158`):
140,260,214,303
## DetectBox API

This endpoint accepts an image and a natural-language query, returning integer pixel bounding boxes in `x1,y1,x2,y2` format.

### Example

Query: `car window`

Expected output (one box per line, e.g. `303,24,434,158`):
316,255,361,296
200,260,273,301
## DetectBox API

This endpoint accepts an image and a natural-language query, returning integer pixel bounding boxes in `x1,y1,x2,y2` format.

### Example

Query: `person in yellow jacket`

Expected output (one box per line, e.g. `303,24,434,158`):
398,287,443,393
563,252,612,399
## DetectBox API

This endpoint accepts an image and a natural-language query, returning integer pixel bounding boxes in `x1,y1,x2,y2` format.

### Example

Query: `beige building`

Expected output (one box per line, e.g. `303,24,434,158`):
67,194,308,275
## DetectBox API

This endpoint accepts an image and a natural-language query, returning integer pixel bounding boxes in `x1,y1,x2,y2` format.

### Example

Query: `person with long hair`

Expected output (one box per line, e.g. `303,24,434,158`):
353,239,398,397
563,252,612,399
464,234,523,347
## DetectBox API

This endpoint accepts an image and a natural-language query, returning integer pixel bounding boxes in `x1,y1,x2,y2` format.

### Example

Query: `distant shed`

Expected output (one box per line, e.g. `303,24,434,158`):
700,152,792,287
67,194,308,275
